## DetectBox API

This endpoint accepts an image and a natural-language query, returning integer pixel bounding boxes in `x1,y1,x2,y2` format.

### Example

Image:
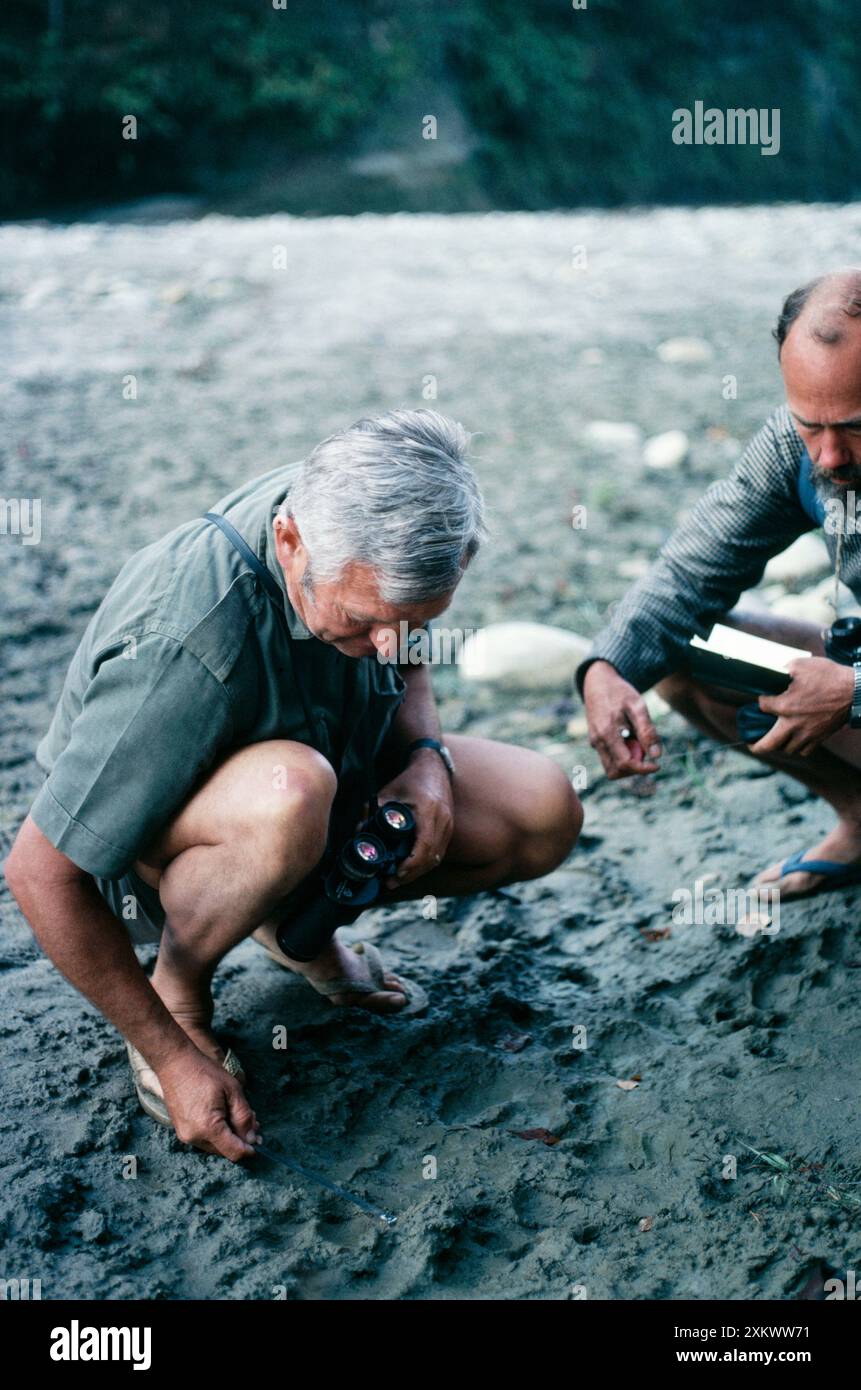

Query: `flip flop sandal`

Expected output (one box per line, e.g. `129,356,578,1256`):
775,849,861,898
253,931,428,1017
126,1041,246,1127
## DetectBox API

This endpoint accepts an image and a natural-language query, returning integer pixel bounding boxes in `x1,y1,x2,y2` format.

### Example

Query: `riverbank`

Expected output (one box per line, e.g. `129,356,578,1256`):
2,204,860,1299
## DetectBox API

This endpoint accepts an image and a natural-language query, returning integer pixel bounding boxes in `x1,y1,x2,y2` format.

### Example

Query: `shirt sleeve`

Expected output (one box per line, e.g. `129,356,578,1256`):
576,413,814,694
29,632,235,878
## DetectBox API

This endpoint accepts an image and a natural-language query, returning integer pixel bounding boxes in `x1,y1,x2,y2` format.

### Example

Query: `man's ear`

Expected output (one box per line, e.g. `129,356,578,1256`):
273,513,304,565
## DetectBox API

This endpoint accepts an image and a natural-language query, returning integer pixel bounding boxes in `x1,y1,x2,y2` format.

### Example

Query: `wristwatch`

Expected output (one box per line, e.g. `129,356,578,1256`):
406,737,455,779
851,663,861,728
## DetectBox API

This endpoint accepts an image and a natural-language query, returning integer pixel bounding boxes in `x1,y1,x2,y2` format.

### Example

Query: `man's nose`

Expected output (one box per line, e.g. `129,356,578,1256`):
817,428,850,470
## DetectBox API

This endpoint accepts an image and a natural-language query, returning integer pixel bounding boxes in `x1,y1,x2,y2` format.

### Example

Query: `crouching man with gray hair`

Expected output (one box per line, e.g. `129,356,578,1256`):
5,410,582,1162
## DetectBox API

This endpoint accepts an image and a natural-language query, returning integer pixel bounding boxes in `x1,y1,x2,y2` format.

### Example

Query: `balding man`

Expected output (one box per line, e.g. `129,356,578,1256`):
580,270,861,900
5,410,582,1161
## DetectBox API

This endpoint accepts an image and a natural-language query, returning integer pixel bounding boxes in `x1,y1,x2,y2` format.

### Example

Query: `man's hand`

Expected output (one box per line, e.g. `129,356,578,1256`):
375,751,454,889
753,657,854,757
158,1048,261,1163
583,660,662,779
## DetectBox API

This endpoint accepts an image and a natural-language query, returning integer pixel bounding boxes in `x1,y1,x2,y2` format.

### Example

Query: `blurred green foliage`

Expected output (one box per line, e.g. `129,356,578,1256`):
1,0,857,215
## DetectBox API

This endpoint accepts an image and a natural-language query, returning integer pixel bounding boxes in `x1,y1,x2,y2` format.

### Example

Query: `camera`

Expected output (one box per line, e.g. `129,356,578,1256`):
275,800,416,962
737,616,861,743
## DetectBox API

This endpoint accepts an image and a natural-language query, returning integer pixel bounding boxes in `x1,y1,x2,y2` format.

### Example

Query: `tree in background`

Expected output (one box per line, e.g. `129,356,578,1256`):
0,0,857,217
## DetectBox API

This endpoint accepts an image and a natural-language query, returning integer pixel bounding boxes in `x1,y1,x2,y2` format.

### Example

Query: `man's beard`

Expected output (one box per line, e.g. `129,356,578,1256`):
810,459,861,499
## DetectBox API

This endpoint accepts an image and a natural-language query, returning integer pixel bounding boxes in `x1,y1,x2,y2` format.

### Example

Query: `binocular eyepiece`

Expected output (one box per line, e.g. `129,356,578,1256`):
275,800,416,962
330,801,416,896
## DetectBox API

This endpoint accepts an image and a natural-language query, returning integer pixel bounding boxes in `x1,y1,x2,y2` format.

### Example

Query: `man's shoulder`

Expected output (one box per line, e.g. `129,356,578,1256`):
210,460,303,523
81,463,302,680
86,507,258,673
746,403,803,470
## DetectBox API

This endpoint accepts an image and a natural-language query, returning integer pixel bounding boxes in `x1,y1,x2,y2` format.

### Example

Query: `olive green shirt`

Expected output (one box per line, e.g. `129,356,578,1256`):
31,464,405,878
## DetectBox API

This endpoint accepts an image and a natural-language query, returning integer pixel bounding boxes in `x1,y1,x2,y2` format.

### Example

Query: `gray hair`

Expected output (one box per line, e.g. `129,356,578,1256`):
280,409,487,603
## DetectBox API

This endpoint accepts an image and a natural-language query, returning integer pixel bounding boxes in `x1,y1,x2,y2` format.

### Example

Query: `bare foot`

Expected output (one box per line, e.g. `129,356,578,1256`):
252,924,410,1014
754,819,861,899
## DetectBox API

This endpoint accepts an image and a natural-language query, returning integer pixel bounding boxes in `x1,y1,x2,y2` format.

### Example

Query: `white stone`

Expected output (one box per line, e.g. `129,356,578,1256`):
159,281,191,304
739,587,777,612
809,574,856,610
736,913,773,938
617,556,651,580
769,591,834,626
583,420,642,451
763,533,831,585
460,622,592,691
565,714,589,738
644,690,671,720
656,336,713,364
643,429,689,470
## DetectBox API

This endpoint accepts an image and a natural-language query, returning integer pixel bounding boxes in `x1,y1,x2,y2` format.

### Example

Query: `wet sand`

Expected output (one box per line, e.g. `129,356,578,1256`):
2,204,861,1299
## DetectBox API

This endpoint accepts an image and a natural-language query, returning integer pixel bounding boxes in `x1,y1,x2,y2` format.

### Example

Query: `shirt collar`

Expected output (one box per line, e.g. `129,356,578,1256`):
259,493,314,641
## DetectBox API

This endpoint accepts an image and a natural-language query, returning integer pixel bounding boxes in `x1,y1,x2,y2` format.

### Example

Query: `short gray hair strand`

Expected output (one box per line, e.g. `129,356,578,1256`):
280,409,487,604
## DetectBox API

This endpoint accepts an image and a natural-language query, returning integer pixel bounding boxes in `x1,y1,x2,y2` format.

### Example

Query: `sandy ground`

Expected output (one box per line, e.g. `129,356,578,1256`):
2,204,861,1300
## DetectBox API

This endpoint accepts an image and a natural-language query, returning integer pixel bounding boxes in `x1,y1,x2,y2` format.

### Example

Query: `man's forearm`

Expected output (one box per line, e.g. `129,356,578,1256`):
576,413,809,696
391,661,443,753
7,827,194,1071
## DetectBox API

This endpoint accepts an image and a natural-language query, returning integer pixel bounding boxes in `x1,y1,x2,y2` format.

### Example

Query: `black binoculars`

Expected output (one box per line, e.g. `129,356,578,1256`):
737,615,861,743
824,615,861,666
275,800,416,962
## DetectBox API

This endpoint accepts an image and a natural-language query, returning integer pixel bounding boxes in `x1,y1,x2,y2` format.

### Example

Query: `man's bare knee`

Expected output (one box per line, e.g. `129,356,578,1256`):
516,763,583,879
140,740,337,882
655,670,698,715
241,743,337,876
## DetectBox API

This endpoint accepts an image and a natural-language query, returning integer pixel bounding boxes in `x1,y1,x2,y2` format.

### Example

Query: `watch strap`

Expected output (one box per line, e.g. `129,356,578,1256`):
851,663,861,728
406,738,454,777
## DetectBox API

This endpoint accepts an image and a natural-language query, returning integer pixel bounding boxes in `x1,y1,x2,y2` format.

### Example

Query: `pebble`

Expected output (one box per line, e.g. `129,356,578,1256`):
809,574,860,614
763,533,831,585
460,622,592,691
617,556,651,579
769,591,834,626
159,281,191,304
643,429,689,470
583,420,642,451
656,336,714,364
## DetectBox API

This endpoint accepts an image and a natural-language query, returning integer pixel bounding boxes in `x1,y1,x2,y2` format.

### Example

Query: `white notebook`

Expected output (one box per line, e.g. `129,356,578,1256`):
690,623,811,674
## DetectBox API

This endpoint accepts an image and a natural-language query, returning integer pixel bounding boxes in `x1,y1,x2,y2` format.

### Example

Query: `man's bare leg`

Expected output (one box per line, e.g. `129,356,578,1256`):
135,733,580,1051
131,740,349,1071
252,734,582,960
656,608,861,897
384,734,583,899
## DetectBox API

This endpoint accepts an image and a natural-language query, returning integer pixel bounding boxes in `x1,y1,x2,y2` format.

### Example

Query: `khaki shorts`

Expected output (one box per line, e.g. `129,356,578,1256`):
94,866,166,944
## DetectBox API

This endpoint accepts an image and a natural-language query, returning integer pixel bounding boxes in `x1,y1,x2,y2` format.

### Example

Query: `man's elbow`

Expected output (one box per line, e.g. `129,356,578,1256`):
4,816,85,910
3,829,30,900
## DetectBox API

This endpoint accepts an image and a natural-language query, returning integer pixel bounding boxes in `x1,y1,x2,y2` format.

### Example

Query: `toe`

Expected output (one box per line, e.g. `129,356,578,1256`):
329,985,408,1014
762,868,821,899
754,861,816,896
365,988,409,1014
